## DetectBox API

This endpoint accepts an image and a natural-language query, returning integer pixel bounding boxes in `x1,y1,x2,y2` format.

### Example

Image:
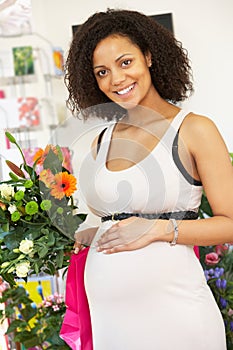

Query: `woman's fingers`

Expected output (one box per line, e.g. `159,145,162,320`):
97,231,119,245
73,241,85,254
96,238,123,251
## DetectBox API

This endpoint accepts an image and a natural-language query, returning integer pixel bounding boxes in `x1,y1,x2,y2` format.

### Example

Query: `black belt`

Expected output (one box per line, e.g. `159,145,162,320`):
101,210,199,222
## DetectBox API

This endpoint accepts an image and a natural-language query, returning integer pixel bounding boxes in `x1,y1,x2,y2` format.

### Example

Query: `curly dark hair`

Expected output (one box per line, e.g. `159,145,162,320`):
65,8,193,120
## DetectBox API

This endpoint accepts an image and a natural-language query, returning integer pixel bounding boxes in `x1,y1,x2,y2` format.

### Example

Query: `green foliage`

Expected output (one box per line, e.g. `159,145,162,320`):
0,285,70,349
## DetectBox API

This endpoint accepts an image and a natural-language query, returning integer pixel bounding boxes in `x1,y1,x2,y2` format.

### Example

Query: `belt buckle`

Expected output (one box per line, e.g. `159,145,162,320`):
111,212,119,221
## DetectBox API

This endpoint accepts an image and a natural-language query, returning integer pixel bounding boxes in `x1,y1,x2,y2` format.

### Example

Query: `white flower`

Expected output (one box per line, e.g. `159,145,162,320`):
19,239,34,255
16,261,30,278
0,184,15,200
8,204,17,214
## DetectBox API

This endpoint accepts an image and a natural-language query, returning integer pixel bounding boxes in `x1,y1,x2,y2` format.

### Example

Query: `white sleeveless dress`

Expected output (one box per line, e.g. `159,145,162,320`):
79,110,226,350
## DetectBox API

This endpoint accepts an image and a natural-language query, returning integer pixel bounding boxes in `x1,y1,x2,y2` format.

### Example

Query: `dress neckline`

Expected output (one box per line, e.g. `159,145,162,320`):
104,109,184,173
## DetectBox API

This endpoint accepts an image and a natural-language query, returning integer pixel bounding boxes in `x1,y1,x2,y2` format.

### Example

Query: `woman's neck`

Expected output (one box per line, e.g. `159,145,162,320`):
123,97,180,128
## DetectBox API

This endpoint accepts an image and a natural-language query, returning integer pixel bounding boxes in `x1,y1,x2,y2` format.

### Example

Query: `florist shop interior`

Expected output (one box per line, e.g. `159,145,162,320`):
0,0,233,349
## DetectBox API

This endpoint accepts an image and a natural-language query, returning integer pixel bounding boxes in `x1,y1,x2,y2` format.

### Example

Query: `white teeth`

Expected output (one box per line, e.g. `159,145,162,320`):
117,84,134,95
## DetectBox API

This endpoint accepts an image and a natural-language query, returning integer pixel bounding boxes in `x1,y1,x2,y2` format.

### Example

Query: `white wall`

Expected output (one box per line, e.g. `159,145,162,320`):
30,0,233,150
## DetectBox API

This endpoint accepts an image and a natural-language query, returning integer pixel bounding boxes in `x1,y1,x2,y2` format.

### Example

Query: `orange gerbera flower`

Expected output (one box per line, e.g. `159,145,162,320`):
50,172,77,200
39,169,55,188
33,145,58,165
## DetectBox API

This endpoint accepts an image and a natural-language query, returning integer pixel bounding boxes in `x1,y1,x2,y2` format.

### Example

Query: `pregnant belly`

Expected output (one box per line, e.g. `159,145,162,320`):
84,223,205,303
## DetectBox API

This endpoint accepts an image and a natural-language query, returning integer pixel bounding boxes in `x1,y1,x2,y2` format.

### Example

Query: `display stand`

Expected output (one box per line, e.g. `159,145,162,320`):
0,29,68,350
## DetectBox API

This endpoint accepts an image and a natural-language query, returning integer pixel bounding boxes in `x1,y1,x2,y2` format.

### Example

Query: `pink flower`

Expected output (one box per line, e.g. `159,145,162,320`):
52,305,60,311
228,309,233,316
205,252,220,265
215,244,228,256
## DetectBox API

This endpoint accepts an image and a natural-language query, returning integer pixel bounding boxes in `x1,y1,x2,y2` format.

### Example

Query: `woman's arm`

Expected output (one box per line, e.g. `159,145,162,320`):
96,115,233,253
74,226,98,249
161,114,233,246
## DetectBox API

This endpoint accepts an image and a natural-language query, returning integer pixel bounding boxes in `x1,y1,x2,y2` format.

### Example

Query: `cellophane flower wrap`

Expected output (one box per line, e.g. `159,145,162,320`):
0,132,86,286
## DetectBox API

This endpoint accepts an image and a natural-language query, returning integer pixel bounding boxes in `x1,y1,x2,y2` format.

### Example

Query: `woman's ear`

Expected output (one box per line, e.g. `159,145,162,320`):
145,51,152,67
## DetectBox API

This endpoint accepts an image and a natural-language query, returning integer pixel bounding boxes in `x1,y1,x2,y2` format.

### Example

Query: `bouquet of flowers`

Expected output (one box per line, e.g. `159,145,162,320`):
0,132,86,286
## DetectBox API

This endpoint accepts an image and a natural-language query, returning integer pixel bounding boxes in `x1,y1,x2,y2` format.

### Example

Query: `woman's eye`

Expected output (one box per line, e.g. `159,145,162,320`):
122,59,131,67
97,69,107,77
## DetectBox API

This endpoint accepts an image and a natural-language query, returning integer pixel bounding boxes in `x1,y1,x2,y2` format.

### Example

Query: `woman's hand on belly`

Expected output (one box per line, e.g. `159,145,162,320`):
95,217,162,254
73,226,98,252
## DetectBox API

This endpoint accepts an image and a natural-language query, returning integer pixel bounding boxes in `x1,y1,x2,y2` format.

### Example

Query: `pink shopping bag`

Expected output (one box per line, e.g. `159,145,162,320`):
194,245,200,259
60,248,93,350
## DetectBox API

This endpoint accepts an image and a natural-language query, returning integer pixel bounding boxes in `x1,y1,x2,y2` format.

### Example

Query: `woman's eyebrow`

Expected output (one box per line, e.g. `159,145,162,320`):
93,53,133,70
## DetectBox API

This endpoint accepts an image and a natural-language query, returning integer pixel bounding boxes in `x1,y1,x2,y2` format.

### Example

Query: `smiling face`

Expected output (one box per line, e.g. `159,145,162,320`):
93,34,156,110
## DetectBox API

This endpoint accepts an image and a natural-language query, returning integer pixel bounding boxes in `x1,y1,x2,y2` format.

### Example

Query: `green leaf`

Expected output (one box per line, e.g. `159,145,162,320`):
34,261,39,274
56,249,64,268
0,272,16,287
44,260,56,275
20,305,38,322
23,336,43,348
43,149,63,173
47,230,55,246
3,228,25,249
47,331,67,345
0,222,9,233
6,319,27,334
55,145,64,162
15,331,41,348
38,245,49,258
27,227,43,240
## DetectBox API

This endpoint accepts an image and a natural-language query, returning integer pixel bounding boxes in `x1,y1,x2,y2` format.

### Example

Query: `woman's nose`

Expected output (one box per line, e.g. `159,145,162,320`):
111,69,126,86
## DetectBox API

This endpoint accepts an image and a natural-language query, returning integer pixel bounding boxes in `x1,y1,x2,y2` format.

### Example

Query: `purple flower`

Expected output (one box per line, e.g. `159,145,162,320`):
220,279,227,289
230,321,233,332
220,297,228,309
219,267,225,276
215,278,221,289
204,270,209,280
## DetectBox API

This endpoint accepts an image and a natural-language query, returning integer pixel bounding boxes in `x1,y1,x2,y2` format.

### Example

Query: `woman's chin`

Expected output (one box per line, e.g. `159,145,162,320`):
115,100,138,110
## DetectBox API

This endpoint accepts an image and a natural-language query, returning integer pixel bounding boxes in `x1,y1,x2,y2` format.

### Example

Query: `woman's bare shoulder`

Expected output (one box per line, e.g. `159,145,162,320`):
181,112,223,143
183,112,217,129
